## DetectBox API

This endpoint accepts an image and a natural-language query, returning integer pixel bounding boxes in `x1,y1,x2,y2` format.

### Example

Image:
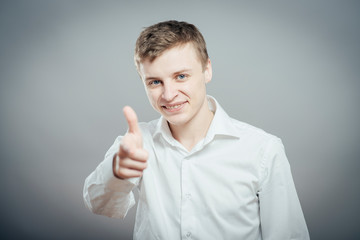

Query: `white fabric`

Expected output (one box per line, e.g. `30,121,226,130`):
83,96,310,240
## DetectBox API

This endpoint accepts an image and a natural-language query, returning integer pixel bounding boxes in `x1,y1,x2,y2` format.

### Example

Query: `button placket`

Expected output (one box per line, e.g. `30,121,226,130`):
181,156,194,239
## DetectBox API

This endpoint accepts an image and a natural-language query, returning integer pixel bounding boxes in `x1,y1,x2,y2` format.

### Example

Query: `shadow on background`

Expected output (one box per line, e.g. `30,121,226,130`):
0,1,359,239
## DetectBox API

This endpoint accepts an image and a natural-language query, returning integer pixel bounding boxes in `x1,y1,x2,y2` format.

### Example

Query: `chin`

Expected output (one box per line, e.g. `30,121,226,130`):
165,115,190,126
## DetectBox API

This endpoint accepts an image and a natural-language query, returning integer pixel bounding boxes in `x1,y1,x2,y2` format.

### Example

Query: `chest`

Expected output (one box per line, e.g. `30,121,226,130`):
145,137,264,209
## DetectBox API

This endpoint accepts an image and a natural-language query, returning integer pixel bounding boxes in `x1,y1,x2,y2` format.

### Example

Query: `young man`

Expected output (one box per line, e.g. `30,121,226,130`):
83,20,310,239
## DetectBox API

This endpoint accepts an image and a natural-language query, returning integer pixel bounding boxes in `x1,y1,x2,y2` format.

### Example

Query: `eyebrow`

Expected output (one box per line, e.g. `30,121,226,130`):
144,68,192,82
173,68,192,76
145,76,159,82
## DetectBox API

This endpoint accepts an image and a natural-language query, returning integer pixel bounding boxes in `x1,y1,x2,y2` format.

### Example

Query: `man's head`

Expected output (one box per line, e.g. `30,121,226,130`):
134,20,209,73
134,20,213,129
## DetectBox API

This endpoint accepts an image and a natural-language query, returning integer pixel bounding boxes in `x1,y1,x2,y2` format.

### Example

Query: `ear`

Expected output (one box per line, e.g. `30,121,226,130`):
204,58,212,84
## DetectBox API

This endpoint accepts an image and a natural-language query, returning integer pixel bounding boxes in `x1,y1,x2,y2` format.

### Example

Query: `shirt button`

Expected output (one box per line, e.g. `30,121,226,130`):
186,232,192,238
185,193,191,199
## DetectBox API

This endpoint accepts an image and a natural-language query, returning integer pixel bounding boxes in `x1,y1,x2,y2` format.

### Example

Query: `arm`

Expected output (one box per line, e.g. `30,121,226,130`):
83,106,147,219
258,138,310,240
83,136,140,219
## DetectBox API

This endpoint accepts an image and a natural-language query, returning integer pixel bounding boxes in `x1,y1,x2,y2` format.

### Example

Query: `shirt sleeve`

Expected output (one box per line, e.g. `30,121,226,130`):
258,137,310,240
83,136,140,219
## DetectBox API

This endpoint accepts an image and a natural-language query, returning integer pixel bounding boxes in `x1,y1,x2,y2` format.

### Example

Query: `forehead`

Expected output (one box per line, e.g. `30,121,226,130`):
139,43,202,78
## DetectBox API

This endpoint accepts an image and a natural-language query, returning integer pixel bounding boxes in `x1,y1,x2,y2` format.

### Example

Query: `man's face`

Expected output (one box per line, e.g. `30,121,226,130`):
139,43,212,128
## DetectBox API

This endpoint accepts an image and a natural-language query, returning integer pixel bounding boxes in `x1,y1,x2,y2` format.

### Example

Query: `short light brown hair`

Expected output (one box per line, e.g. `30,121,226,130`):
134,20,209,72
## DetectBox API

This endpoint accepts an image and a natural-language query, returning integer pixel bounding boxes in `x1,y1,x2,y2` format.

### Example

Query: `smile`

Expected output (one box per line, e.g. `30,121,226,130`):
165,104,183,109
162,102,187,111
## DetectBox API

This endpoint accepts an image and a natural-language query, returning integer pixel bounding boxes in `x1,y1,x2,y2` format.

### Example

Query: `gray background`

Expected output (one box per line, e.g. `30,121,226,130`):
0,0,359,239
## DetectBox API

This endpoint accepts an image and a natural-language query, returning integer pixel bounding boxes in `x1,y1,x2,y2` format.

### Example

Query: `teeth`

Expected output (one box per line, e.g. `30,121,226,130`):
165,104,182,109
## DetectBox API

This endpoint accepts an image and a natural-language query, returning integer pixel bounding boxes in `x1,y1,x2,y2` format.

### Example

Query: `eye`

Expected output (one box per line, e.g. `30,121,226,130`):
176,74,187,80
149,80,161,86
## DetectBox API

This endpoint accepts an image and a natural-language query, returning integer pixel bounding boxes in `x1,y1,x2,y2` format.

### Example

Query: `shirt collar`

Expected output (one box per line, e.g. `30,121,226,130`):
205,96,240,141
153,116,178,147
152,95,240,145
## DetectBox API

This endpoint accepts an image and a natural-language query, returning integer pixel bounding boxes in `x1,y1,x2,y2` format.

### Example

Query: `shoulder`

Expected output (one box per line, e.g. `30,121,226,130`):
228,117,285,158
229,119,288,176
230,118,281,143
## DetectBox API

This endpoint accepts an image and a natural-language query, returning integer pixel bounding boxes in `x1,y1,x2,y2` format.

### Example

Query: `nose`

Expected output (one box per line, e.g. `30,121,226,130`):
162,81,178,101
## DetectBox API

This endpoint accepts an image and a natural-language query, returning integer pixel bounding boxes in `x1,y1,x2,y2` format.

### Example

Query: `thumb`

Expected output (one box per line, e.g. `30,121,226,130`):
123,106,140,135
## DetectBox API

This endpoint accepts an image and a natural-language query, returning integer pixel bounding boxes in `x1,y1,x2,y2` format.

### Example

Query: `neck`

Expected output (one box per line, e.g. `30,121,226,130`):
169,104,214,152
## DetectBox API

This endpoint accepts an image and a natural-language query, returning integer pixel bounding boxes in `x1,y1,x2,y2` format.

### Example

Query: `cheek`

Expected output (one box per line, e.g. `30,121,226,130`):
146,90,159,105
190,76,207,92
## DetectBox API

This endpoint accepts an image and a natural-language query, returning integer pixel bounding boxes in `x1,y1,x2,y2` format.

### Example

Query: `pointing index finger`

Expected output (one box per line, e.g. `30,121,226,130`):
123,106,140,134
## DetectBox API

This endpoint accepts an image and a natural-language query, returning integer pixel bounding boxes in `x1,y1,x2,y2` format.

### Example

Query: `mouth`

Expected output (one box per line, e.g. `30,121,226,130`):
161,101,187,112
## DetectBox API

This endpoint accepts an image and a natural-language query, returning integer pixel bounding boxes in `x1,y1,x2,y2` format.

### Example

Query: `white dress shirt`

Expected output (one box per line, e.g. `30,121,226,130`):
83,96,310,240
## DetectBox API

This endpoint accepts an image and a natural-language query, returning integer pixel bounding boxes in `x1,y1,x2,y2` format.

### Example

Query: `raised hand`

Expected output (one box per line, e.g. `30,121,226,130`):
113,106,148,179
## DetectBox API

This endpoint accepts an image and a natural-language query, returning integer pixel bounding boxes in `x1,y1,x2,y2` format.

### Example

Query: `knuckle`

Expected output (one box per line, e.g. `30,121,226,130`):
117,170,126,178
118,158,126,167
121,159,132,168
143,162,148,169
